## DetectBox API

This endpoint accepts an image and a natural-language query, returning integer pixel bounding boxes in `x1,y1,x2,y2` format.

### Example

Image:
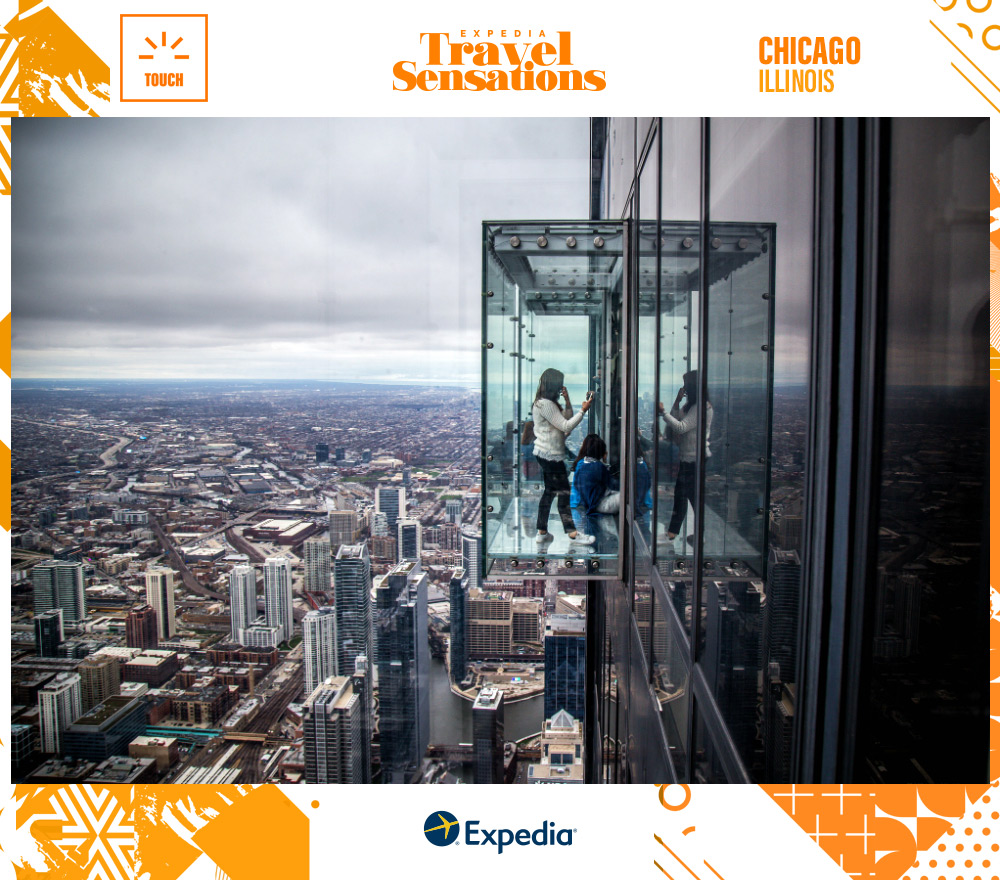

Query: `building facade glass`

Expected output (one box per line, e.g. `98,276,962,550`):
482,117,987,784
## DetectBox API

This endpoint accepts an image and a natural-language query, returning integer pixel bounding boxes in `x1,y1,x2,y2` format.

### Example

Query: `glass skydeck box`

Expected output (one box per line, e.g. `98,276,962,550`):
482,219,776,583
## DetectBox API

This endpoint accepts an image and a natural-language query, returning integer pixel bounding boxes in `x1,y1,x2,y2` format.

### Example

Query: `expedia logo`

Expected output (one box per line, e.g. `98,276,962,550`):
424,811,461,846
423,812,576,854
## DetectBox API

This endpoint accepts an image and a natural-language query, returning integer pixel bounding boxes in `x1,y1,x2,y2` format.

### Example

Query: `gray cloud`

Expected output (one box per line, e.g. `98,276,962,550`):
13,117,588,384
12,117,814,386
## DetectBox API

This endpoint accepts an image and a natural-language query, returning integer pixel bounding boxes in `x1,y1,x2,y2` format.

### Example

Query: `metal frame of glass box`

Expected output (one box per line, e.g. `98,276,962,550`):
482,219,776,585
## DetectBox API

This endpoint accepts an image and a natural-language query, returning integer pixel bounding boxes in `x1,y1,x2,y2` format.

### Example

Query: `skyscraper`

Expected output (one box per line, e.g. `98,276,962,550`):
315,443,330,463
39,672,83,753
33,609,64,657
762,549,801,783
445,498,462,525
375,561,430,784
467,588,512,659
144,567,176,640
303,534,332,593
126,604,159,650
32,560,86,623
263,558,294,645
472,687,504,784
375,486,405,532
328,509,358,550
303,607,338,698
461,531,481,591
396,519,422,563
544,615,586,725
370,512,389,537
702,578,762,769
352,654,373,782
334,544,372,678
228,565,258,643
303,673,371,784
77,654,121,711
449,568,468,684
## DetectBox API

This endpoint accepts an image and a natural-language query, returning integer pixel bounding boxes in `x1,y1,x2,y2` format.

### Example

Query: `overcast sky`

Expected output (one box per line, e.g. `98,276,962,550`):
12,118,589,386
12,116,834,389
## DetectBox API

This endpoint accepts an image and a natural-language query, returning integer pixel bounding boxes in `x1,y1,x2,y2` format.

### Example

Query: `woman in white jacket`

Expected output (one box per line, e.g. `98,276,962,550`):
532,368,595,545
657,370,713,541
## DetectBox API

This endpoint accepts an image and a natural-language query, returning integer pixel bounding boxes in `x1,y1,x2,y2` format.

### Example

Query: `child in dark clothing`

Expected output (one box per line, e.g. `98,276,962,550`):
570,434,620,515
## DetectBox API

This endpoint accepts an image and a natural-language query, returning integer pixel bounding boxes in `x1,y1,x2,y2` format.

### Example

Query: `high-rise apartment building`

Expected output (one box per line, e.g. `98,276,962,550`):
263,558,294,645
461,531,481,591
126,604,159,650
33,609,64,657
315,443,330,463
472,687,504,784
543,615,586,725
445,498,462,525
449,568,468,684
32,560,86,622
303,673,371,784
334,544,372,677
303,607,338,698
396,519,421,563
228,565,257,644
375,561,429,784
39,672,82,753
375,486,405,532
328,509,357,549
466,588,512,660
303,534,332,593
144,568,176,640
78,654,121,711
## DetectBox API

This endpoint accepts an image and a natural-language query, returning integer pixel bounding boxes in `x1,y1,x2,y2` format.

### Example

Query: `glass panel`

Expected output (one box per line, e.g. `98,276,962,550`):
692,697,728,783
660,118,700,220
705,118,813,782
635,129,658,547
655,226,699,575
603,588,619,782
699,573,765,775
608,118,636,219
483,222,624,578
653,589,689,780
860,117,988,782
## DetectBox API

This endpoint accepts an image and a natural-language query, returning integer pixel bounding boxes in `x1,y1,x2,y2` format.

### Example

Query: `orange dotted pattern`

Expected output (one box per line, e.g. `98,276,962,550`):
908,787,1000,880
762,785,991,880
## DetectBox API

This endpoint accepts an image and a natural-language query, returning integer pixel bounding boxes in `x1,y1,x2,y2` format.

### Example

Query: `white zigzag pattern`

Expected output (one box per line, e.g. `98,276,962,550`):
43,787,135,880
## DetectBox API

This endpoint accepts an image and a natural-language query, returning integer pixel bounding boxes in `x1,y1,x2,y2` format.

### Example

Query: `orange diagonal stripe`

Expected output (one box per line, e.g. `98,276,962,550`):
171,36,183,49
931,18,1000,95
144,36,156,49
654,835,701,880
952,63,1000,112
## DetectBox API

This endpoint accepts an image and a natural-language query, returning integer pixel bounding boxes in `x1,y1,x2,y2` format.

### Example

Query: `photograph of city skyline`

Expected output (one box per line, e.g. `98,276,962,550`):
9,117,988,784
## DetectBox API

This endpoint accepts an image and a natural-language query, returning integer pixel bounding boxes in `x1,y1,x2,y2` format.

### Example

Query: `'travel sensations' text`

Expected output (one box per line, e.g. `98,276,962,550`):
758,36,861,94
393,31,606,92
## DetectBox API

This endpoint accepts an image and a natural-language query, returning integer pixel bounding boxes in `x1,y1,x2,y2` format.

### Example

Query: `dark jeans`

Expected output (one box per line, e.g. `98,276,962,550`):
668,460,697,536
536,456,576,533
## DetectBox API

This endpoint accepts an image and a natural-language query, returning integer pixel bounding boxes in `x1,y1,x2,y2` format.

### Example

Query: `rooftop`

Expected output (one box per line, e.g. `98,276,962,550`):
70,696,140,727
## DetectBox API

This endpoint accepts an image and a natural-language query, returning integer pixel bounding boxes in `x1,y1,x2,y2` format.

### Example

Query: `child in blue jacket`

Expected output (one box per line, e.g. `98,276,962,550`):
570,434,620,515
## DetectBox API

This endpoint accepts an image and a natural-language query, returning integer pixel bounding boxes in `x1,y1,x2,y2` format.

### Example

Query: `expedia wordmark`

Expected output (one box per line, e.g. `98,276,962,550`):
423,813,576,854
393,31,606,92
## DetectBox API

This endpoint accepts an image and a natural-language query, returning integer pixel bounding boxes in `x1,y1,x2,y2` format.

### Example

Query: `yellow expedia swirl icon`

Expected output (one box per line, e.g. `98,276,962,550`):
424,811,460,846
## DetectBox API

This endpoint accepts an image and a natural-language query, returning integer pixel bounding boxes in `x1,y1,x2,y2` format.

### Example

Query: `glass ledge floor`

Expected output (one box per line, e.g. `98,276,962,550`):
484,490,761,580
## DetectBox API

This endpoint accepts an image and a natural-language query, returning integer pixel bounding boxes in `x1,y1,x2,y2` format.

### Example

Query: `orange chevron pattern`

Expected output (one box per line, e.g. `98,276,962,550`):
13,785,135,880
0,20,17,195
